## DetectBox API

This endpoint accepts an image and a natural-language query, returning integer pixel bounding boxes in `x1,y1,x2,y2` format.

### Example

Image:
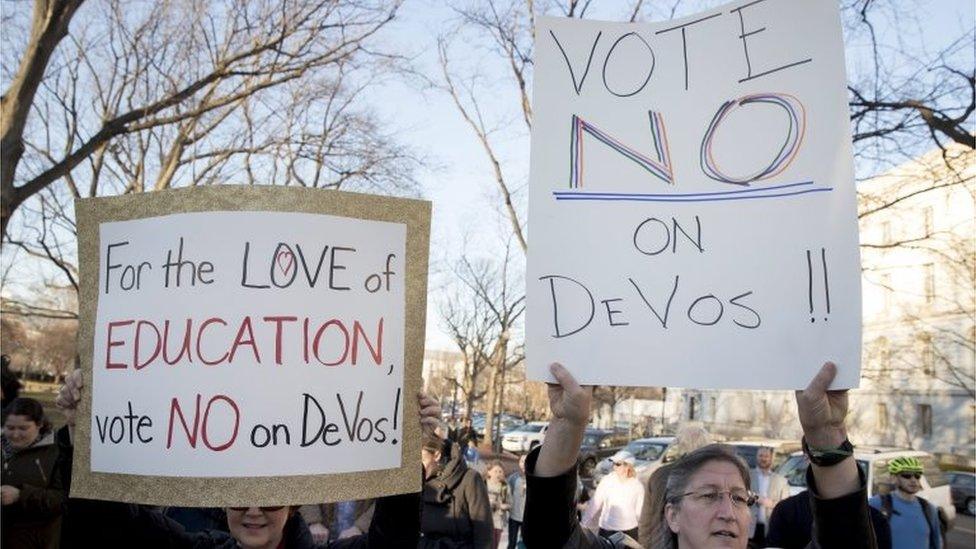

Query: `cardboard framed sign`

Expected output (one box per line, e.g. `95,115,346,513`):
73,186,430,506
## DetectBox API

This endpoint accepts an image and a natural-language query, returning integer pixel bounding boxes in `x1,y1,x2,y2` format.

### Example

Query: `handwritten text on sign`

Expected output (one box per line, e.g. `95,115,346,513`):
91,211,406,476
526,0,862,389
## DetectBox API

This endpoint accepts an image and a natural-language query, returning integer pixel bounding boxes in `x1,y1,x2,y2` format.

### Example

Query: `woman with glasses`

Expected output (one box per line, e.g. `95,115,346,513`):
53,369,441,548
521,362,879,548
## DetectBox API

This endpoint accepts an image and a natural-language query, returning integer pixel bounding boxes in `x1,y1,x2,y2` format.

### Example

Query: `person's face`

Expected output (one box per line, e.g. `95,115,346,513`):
226,506,290,549
895,471,922,495
422,448,441,477
665,460,750,549
4,414,40,449
757,449,773,470
613,461,632,480
489,465,505,482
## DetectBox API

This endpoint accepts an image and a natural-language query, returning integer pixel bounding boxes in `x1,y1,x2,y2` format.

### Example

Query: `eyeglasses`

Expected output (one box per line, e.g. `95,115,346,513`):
228,506,285,512
613,462,630,467
680,490,757,509
898,473,922,480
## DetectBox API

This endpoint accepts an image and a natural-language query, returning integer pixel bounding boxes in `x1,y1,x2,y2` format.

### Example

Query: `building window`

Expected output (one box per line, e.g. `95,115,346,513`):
921,337,935,376
876,403,888,430
688,395,698,421
876,337,891,372
710,397,717,421
924,264,935,303
918,404,933,437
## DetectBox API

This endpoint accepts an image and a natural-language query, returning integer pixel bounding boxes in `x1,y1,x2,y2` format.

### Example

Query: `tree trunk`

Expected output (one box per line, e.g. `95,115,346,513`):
482,332,509,450
1,0,84,237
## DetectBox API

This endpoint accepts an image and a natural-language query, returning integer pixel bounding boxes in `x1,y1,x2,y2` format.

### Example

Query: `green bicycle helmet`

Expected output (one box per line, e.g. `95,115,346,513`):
887,456,924,475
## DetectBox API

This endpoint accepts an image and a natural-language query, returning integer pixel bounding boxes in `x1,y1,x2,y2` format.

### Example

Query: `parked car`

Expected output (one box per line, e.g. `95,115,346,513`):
578,429,630,478
776,447,957,526
946,471,976,516
724,439,802,469
472,413,525,438
501,421,549,453
591,436,677,486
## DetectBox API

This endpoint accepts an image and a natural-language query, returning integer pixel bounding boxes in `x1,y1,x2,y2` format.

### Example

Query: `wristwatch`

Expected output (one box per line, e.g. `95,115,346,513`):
802,437,854,467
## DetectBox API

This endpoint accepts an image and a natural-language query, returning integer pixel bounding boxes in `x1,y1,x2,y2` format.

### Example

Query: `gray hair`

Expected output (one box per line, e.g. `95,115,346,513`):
656,444,751,549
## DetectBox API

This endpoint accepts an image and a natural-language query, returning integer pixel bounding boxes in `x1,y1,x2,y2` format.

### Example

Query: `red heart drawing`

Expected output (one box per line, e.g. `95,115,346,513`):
275,249,296,278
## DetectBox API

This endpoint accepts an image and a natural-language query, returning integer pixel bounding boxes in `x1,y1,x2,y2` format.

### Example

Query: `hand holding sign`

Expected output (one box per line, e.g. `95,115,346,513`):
535,363,592,478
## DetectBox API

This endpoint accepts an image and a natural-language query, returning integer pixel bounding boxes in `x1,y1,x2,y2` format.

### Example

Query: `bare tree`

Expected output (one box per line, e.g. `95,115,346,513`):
1,0,418,238
438,239,525,448
439,281,496,420
1,0,422,325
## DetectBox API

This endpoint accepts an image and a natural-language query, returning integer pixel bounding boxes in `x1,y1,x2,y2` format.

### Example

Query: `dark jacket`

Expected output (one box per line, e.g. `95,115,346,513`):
522,447,878,549
452,427,479,449
67,494,417,549
419,443,493,549
768,489,891,549
56,426,420,548
2,429,66,549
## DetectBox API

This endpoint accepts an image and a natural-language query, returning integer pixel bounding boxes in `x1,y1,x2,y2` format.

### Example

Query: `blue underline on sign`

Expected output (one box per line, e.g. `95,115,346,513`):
552,181,834,202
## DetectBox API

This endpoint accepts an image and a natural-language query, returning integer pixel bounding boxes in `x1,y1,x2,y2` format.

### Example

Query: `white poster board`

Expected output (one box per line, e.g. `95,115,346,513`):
91,211,405,476
526,0,862,389
74,187,430,505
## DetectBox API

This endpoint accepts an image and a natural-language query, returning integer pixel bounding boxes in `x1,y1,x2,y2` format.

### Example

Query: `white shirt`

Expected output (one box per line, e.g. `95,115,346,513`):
582,473,645,531
756,468,772,525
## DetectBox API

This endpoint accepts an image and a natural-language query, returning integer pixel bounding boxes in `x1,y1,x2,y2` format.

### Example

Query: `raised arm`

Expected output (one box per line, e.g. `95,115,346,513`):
535,363,592,478
795,362,858,498
795,362,877,549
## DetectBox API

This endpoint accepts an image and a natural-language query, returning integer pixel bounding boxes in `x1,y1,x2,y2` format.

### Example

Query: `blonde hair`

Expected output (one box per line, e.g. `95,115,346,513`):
673,424,712,457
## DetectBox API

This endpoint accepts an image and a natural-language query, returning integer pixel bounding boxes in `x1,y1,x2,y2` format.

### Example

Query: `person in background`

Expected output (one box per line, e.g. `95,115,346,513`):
299,500,375,544
419,432,493,549
55,369,440,548
638,425,712,547
485,460,511,548
1,397,66,549
455,417,478,449
869,457,943,549
463,438,482,473
523,361,879,549
768,488,892,548
1,355,23,414
506,455,527,549
749,446,790,545
581,451,643,541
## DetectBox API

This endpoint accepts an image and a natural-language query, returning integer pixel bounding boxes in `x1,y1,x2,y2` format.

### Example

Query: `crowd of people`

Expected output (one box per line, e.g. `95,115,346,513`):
0,356,926,548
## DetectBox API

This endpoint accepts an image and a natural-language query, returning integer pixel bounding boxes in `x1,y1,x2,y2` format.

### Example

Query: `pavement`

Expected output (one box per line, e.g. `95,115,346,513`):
948,512,975,549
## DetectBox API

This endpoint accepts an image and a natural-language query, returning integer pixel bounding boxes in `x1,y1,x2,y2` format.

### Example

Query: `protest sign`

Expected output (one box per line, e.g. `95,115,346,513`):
526,0,862,389
73,186,430,506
